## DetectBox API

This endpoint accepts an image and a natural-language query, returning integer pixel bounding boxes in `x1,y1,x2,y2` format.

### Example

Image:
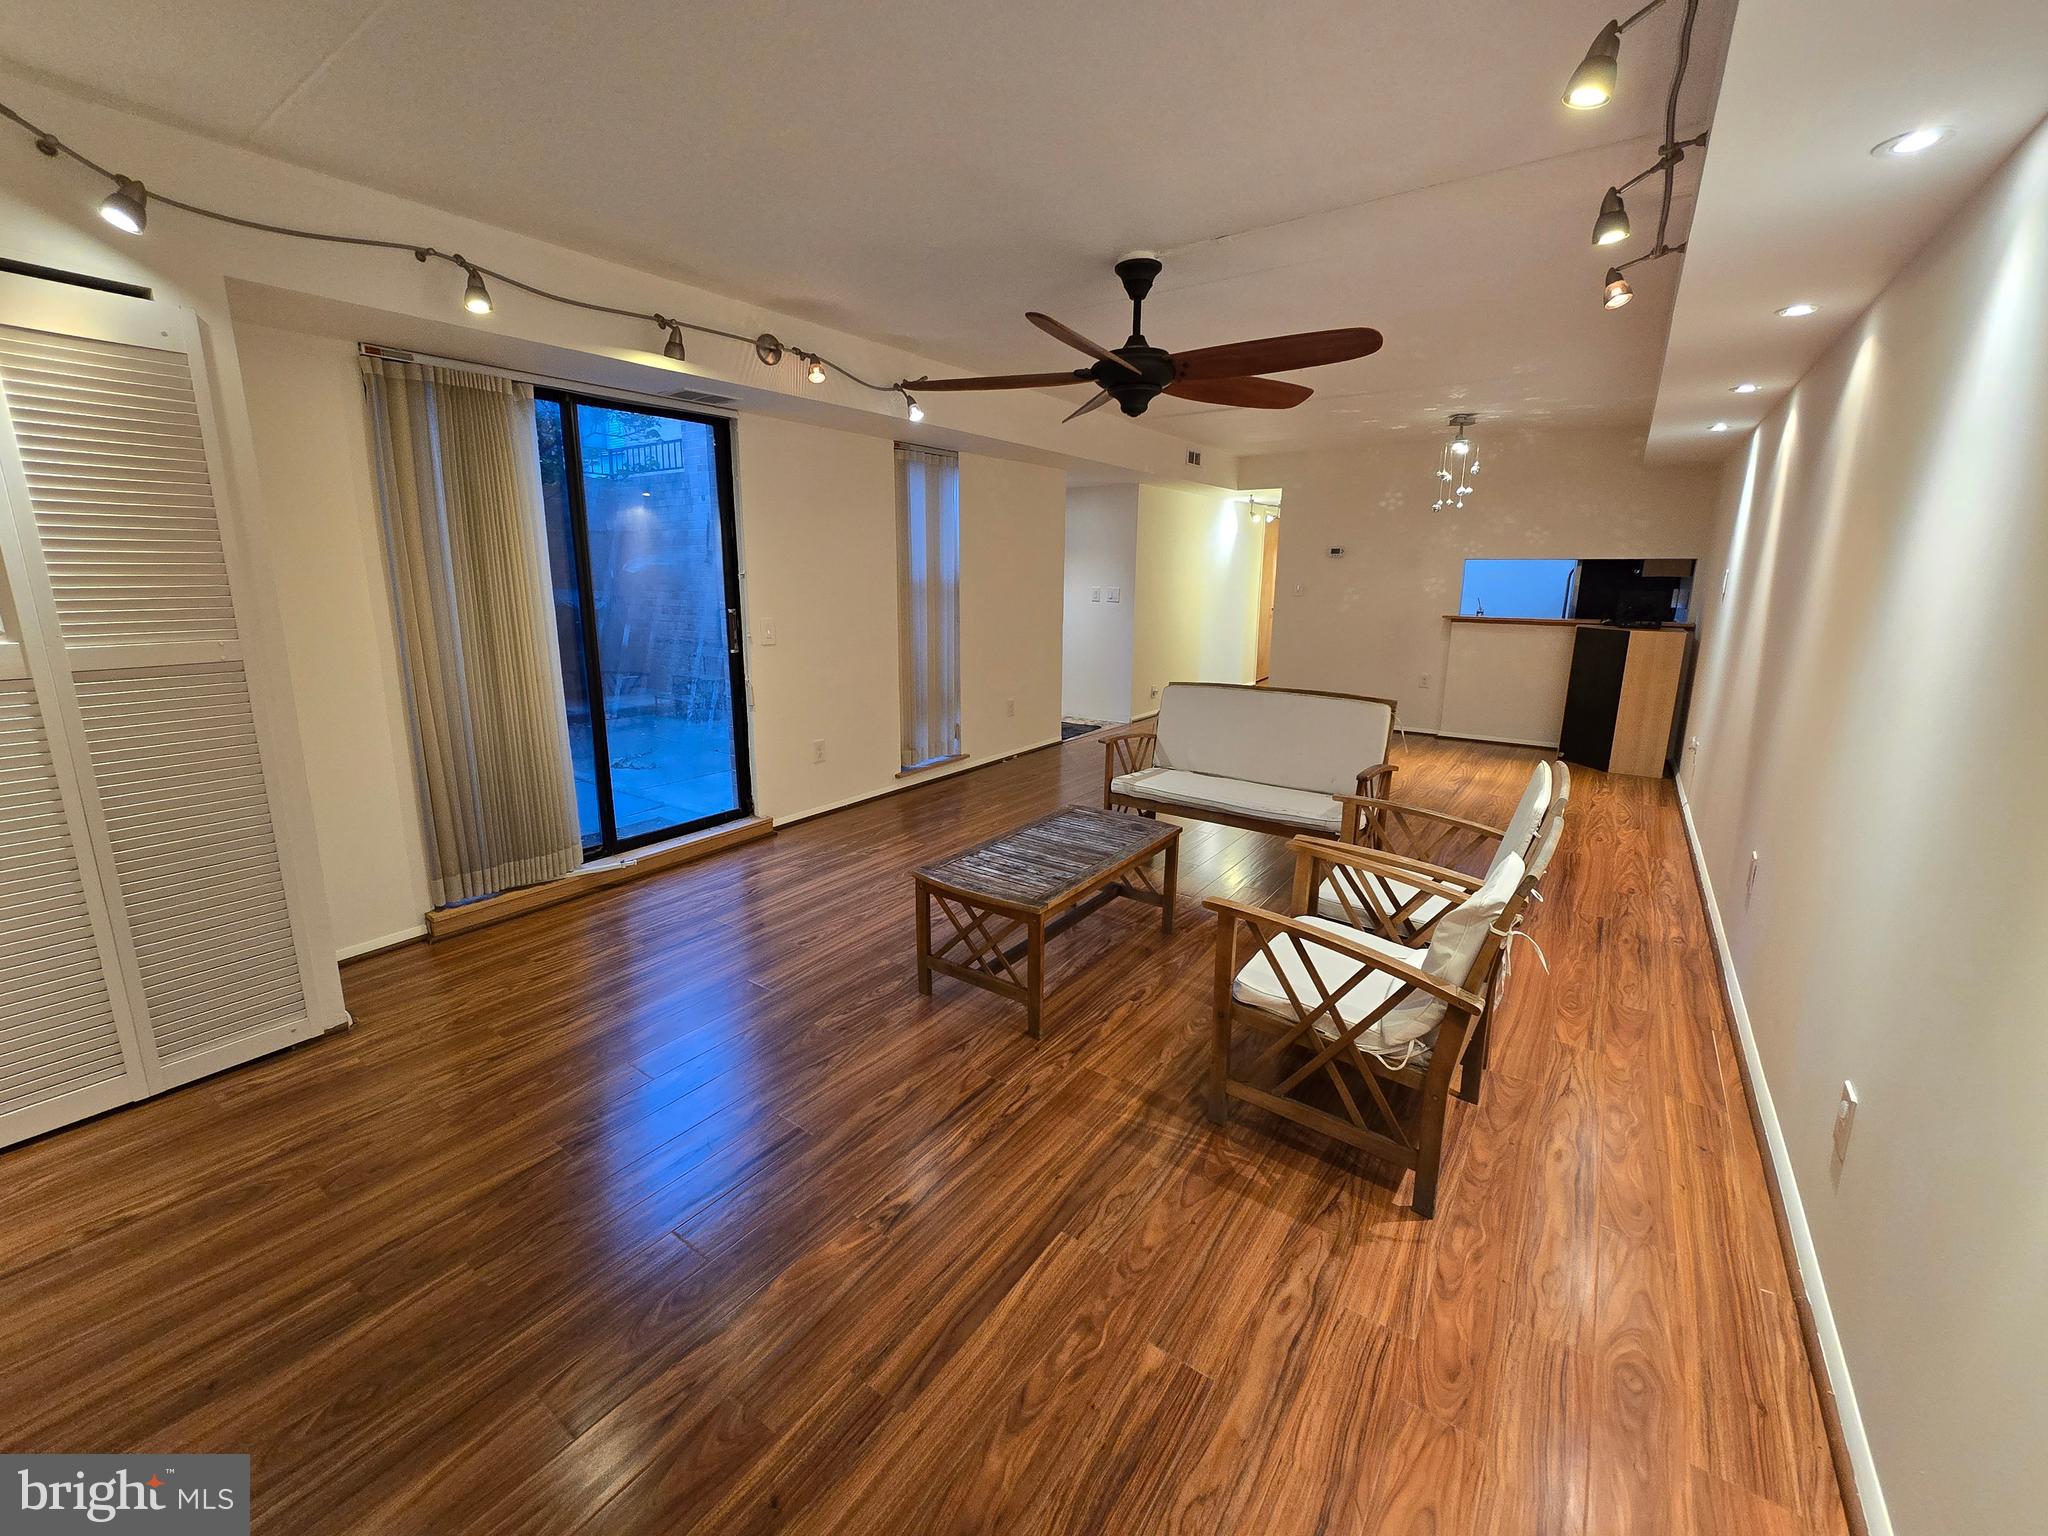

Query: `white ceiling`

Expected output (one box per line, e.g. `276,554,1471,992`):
1650,0,2048,458
0,0,1737,454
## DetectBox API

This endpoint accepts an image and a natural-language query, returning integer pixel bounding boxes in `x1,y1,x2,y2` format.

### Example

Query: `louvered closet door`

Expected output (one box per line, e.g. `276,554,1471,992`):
0,278,341,1125
0,598,148,1143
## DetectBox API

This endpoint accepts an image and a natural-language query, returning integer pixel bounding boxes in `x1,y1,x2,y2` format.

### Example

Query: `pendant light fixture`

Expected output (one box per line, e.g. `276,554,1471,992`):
1432,414,1481,512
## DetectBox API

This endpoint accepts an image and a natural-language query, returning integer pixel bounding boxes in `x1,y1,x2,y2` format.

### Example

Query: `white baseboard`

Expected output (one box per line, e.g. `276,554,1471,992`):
1428,727,1561,750
773,734,1064,828
1673,779,1890,1536
336,923,427,962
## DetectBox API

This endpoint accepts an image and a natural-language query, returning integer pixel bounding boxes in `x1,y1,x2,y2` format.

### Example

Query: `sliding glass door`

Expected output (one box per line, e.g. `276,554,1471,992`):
534,391,750,854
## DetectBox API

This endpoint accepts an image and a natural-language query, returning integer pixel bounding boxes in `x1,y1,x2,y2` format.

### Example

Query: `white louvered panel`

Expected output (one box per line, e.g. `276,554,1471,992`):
0,680,131,1122
0,327,240,648
72,666,306,1065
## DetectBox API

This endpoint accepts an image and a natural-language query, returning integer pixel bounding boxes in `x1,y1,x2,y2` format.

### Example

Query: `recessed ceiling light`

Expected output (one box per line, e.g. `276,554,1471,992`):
1872,126,1949,158
1710,422,1731,432
1776,302,1819,318
1730,382,1760,394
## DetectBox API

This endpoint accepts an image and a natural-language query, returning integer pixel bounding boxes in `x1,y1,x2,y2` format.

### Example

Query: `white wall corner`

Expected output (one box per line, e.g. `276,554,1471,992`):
1673,776,1892,1536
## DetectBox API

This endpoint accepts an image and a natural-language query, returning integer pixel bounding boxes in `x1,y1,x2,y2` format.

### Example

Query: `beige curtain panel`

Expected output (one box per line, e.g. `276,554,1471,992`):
896,444,962,769
361,358,583,907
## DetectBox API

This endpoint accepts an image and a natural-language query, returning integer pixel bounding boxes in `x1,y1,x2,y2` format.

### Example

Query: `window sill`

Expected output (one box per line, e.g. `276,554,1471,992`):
897,752,967,779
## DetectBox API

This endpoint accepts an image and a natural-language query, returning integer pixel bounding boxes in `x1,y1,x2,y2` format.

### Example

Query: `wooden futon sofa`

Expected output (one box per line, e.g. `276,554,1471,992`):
1100,682,1398,840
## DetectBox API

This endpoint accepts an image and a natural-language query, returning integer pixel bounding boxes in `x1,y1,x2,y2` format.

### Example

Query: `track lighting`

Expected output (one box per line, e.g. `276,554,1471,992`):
906,395,924,423
1776,302,1818,318
1564,20,1622,109
1603,268,1634,309
656,317,686,361
98,174,146,233
458,261,493,316
1592,187,1630,246
806,356,827,384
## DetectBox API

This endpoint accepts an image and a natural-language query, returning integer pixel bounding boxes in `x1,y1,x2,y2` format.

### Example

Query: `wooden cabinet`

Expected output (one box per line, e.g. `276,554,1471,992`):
1560,625,1690,777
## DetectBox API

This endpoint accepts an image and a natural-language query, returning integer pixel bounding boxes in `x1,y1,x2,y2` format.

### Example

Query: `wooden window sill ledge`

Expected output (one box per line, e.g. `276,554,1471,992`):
425,815,775,941
897,753,968,779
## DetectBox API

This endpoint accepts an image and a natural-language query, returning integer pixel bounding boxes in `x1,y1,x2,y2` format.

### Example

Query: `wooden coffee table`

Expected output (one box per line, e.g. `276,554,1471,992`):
914,806,1179,1037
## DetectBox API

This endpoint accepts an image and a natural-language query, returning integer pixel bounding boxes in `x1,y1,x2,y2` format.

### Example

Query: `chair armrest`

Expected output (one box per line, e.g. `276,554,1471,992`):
1205,896,1482,1012
1101,722,1158,806
1285,838,1477,904
1356,761,1398,794
1330,796,1507,840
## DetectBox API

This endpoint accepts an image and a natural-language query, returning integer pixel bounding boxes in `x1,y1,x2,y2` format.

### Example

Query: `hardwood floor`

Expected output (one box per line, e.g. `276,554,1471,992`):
0,734,1849,1535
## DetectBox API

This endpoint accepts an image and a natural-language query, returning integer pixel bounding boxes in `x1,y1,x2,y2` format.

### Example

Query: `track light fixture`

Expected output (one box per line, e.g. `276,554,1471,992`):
1564,20,1622,108
1572,0,1705,309
905,395,924,423
98,174,146,233
1562,0,1679,109
457,260,493,315
1592,187,1631,246
0,97,919,418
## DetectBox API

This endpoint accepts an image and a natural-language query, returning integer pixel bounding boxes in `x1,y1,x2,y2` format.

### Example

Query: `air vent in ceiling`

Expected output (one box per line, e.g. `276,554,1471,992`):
1185,449,1202,466
667,387,738,408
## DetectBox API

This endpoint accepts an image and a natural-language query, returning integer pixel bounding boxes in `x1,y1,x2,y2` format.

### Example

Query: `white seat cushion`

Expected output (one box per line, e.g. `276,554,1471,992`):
1233,853,1526,1062
1111,767,1342,832
1315,871,1452,929
1231,916,1433,1059
1153,683,1391,797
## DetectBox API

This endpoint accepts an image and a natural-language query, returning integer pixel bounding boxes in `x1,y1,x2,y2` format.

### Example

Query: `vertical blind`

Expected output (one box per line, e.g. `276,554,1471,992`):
895,445,961,769
361,359,583,906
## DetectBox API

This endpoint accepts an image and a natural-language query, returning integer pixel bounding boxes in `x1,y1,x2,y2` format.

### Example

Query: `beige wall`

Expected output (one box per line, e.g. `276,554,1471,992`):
1060,485,1138,723
1130,483,1264,716
237,324,433,953
1681,116,2048,1536
1243,429,1719,734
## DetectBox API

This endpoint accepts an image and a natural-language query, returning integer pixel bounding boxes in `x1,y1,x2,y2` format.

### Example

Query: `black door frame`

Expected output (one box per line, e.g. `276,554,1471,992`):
537,387,753,856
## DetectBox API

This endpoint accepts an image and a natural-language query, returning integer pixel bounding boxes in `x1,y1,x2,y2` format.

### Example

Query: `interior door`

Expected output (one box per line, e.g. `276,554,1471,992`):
0,276,344,1130
0,551,148,1145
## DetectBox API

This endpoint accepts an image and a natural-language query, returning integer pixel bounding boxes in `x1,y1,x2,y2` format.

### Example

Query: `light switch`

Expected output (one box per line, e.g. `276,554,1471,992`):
760,620,777,646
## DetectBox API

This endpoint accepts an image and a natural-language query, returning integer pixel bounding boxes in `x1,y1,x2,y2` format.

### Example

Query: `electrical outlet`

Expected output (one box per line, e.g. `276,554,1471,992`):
1746,851,1760,906
1832,1081,1859,1171
1292,581,1306,597
760,619,776,647
1150,685,1160,700
812,738,826,764
1417,672,1432,692
1005,697,1015,718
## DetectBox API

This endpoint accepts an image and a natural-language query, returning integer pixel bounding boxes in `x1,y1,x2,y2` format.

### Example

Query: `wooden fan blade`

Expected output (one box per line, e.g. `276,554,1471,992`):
1062,390,1112,423
1171,327,1383,381
1164,376,1313,409
1026,312,1141,375
902,370,1093,392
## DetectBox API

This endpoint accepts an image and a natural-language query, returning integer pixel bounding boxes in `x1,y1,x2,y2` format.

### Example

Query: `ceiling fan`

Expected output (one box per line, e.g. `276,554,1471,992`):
899,254,1384,422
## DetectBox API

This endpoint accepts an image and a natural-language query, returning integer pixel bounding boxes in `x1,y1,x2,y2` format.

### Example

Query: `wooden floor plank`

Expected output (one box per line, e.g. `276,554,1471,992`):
0,734,1850,1536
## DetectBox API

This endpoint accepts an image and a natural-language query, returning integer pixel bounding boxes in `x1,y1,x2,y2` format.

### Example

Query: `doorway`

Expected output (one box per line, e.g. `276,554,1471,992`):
1255,510,1281,683
533,391,752,855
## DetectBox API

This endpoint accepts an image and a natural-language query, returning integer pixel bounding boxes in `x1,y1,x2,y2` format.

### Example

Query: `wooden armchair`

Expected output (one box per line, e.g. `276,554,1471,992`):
1206,837,1539,1217
1319,759,1567,945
